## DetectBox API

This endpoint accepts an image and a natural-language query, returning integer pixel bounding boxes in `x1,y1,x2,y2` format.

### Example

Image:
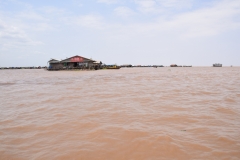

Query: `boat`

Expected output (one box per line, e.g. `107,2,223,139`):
105,65,121,69
213,63,222,67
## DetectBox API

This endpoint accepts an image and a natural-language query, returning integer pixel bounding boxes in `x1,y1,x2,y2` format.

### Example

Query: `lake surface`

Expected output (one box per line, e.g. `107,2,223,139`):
0,67,240,159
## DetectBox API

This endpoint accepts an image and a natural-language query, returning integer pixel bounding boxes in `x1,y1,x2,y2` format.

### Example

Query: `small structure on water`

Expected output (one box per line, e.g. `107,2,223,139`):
213,63,222,67
48,55,102,70
104,65,121,69
170,64,178,67
170,64,191,67
121,64,132,68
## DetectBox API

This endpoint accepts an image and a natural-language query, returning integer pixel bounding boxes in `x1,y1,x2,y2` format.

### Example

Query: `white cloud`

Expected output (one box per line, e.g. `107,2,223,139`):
157,0,193,9
114,6,136,17
134,0,159,13
17,11,49,21
72,0,83,7
11,11,54,32
4,0,33,9
39,6,66,15
167,0,240,37
1,0,240,66
59,0,240,40
97,0,119,4
0,12,44,51
72,14,105,29
133,0,193,14
0,21,25,40
108,0,240,38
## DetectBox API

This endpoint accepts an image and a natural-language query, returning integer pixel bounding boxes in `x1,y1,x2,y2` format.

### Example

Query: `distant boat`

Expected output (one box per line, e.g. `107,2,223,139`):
121,64,132,67
153,65,164,68
105,65,121,69
170,64,178,67
213,63,222,67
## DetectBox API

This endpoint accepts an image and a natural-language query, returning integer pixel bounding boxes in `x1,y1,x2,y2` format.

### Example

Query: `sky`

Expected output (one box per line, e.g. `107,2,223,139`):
0,0,239,66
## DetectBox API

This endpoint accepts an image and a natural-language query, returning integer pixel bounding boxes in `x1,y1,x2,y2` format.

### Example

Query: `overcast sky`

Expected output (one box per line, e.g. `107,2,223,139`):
0,0,239,66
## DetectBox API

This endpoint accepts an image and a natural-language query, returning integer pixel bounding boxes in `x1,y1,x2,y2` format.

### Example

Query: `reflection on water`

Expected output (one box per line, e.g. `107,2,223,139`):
0,68,240,159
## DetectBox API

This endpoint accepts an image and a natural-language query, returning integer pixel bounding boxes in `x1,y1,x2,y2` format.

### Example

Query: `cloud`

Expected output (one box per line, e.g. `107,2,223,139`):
0,0,239,66
3,0,33,9
57,0,240,42
157,0,193,9
167,0,240,37
97,0,119,4
71,14,105,29
114,6,136,17
133,0,193,14
11,11,54,32
0,13,43,51
109,0,240,38
134,0,159,13
48,0,240,40
17,11,49,21
39,6,66,15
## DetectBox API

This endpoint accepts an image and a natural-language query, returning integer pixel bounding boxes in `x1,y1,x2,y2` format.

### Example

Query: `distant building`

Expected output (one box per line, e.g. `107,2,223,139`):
213,63,222,67
121,64,132,67
170,64,178,67
48,55,101,70
93,61,102,65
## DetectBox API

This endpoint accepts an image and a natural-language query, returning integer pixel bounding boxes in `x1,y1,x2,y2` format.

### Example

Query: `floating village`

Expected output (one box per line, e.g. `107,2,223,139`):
0,55,225,70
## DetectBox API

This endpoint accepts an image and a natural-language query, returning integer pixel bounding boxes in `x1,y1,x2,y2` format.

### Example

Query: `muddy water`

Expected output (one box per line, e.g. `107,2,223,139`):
0,67,240,160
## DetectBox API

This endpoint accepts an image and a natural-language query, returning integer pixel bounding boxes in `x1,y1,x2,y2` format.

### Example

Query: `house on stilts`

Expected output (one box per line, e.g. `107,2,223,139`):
47,55,102,71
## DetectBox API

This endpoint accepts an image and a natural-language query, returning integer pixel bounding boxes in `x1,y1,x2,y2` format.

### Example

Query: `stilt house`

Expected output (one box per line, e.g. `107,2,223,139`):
48,55,100,70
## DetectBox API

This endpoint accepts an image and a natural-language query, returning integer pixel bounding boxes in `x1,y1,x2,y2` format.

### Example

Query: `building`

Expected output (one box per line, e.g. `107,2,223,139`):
48,55,102,70
120,64,132,67
213,63,222,67
170,64,178,67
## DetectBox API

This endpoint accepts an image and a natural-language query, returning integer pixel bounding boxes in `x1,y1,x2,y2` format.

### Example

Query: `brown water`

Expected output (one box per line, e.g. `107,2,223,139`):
0,67,240,160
